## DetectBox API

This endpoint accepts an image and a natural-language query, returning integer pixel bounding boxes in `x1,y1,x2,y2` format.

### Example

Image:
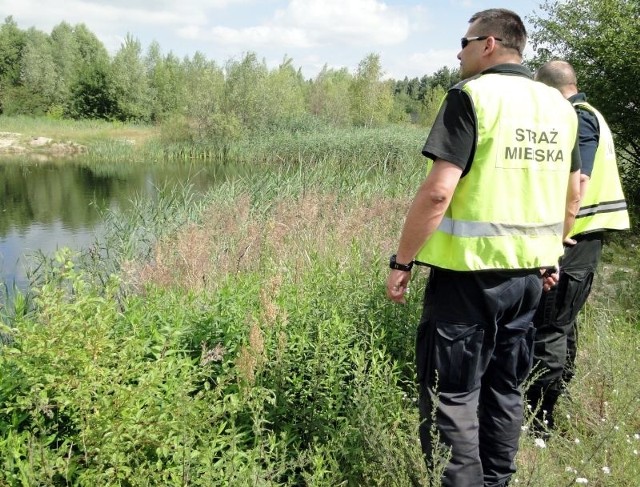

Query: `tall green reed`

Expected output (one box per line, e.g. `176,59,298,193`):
2,127,636,485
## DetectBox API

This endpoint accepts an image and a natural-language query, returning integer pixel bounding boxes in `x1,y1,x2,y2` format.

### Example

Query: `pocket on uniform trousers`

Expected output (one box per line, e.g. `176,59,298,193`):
555,268,595,325
431,320,484,393
514,322,536,385
415,318,431,383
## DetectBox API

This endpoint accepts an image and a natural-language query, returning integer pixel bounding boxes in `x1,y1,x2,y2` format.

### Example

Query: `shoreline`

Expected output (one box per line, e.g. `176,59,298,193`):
0,131,87,156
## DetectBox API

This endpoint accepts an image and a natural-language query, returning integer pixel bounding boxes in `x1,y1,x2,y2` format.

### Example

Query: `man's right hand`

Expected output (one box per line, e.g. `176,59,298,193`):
386,270,411,304
540,267,559,292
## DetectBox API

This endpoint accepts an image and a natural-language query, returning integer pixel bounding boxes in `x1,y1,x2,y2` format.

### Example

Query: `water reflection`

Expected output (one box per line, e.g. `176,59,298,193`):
0,157,227,291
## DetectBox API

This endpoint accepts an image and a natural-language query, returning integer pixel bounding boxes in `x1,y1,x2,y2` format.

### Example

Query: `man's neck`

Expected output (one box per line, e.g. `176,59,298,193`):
487,53,523,68
560,86,578,99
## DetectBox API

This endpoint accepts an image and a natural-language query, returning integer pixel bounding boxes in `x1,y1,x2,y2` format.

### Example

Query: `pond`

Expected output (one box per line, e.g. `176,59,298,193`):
0,157,235,293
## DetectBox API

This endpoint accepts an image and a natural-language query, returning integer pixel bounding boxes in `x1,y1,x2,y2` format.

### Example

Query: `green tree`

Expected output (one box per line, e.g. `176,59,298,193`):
419,85,446,128
263,56,307,130
393,76,422,100
391,76,423,123
177,51,240,149
0,16,25,85
0,16,27,114
50,22,80,115
68,24,114,119
308,65,352,126
428,66,460,91
145,43,185,121
3,27,55,116
349,53,393,127
110,34,152,121
529,0,640,201
224,52,270,132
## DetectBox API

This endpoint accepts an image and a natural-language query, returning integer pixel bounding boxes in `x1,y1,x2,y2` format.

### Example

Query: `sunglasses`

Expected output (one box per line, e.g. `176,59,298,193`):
460,36,503,49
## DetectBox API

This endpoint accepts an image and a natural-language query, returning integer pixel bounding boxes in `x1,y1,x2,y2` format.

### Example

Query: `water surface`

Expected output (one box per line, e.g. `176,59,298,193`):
0,157,227,291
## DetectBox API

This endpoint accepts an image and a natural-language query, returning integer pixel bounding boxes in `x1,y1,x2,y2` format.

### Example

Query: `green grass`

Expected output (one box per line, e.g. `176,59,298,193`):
0,115,427,169
515,235,640,486
0,129,638,485
0,114,158,147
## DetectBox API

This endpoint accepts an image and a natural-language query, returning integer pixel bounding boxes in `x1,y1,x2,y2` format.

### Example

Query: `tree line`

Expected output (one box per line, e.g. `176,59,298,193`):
0,16,458,135
527,0,640,204
1,0,637,204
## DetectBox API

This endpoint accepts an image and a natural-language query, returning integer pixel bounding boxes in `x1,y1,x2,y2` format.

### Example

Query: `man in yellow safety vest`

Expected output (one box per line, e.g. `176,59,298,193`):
386,9,582,487
526,59,630,435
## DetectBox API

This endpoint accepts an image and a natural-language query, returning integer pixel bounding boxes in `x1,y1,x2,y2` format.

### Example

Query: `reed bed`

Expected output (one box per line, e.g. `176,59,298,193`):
0,132,638,485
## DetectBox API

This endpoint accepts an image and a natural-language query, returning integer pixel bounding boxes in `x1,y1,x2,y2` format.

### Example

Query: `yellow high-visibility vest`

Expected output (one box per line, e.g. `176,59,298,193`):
569,101,630,237
415,73,578,271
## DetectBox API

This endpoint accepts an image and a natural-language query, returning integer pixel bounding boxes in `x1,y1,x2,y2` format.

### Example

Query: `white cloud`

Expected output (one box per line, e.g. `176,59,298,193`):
179,25,316,49
2,0,207,29
383,49,459,80
275,0,409,45
76,0,245,7
1,0,540,78
180,0,410,50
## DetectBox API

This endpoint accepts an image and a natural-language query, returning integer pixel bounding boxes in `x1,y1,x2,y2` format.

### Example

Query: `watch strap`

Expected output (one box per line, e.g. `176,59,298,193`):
389,254,414,271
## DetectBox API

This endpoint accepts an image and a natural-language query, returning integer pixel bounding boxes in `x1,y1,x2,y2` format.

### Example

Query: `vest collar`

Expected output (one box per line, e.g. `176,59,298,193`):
568,92,588,104
479,63,533,79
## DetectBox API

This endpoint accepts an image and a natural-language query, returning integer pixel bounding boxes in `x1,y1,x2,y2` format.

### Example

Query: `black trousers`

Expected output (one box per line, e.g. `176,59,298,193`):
526,233,603,428
416,267,542,487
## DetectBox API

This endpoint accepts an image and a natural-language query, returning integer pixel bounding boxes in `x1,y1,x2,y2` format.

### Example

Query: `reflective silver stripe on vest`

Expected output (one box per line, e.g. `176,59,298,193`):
576,199,628,218
438,217,563,238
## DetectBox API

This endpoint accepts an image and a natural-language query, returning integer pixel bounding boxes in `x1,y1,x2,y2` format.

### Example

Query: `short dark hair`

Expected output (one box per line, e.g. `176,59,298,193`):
469,8,526,55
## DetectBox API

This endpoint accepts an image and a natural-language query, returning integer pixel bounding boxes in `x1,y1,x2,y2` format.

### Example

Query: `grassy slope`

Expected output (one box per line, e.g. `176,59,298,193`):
0,118,637,485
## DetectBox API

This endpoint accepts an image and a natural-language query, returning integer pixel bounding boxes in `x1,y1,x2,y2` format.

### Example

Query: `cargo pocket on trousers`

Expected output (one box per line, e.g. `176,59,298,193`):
415,319,431,384
556,268,594,325
515,322,536,386
431,321,484,393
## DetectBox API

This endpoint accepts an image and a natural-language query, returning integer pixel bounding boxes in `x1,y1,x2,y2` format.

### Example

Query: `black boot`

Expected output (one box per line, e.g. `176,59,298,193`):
526,386,560,436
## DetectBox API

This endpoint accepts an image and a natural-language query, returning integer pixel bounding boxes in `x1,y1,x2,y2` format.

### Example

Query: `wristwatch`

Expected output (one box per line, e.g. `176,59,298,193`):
389,254,414,272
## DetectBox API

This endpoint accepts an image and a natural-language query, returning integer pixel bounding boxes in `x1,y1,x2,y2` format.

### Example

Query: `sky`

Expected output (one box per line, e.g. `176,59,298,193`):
0,0,545,80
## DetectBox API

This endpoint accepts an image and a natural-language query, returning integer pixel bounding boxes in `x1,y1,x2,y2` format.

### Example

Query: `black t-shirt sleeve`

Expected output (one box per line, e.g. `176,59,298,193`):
570,131,582,173
570,123,582,172
421,89,475,172
575,107,599,177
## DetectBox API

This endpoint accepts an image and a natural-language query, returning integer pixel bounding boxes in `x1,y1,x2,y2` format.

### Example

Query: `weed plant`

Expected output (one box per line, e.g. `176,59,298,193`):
516,235,640,486
0,137,638,485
